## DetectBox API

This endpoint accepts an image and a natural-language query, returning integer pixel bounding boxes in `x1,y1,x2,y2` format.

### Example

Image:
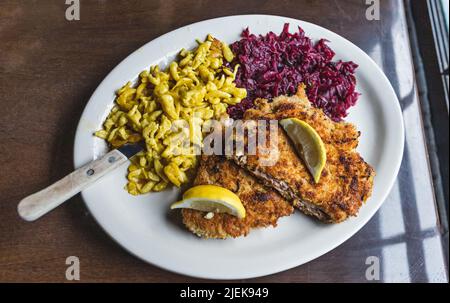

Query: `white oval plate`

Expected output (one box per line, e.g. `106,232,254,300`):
74,15,404,279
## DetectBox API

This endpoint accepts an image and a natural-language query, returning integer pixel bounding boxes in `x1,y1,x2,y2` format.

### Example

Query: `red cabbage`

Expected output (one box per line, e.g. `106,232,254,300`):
227,24,360,121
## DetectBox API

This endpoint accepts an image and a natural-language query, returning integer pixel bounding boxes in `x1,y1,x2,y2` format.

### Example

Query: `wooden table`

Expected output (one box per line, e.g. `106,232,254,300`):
0,0,447,282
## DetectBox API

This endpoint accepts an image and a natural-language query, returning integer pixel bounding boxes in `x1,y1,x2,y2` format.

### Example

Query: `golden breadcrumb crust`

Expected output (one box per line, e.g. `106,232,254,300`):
182,155,293,238
231,86,375,223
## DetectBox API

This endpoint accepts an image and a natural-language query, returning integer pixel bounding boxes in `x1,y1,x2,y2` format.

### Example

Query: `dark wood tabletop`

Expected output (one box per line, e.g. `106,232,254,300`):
0,0,447,282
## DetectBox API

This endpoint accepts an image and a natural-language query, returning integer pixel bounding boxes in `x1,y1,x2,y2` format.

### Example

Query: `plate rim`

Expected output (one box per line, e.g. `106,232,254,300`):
73,14,405,279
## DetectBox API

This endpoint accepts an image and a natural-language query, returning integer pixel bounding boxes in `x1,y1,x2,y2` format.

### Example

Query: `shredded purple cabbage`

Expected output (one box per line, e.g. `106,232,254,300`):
227,24,360,121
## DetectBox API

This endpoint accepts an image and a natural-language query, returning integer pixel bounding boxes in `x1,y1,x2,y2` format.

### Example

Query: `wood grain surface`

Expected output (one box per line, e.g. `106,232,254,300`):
0,0,434,282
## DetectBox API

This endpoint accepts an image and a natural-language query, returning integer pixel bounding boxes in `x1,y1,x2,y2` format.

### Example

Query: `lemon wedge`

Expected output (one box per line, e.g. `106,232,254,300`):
279,118,327,183
170,185,246,218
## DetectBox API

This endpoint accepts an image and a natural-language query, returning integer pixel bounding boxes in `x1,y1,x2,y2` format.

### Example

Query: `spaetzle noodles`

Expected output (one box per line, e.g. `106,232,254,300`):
95,35,246,195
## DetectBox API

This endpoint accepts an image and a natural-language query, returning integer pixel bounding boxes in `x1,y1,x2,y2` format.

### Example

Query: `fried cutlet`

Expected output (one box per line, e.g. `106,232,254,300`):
181,155,294,239
229,86,375,223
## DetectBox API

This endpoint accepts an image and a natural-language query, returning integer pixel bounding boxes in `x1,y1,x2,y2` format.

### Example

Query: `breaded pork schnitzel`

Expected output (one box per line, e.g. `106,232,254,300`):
230,86,375,223
182,155,293,238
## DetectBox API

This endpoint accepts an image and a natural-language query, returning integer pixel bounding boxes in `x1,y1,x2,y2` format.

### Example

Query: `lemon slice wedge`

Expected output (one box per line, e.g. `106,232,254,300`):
279,118,327,183
170,185,246,218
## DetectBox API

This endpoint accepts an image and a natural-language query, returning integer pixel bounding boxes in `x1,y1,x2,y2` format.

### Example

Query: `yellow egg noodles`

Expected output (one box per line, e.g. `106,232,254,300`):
95,35,246,195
